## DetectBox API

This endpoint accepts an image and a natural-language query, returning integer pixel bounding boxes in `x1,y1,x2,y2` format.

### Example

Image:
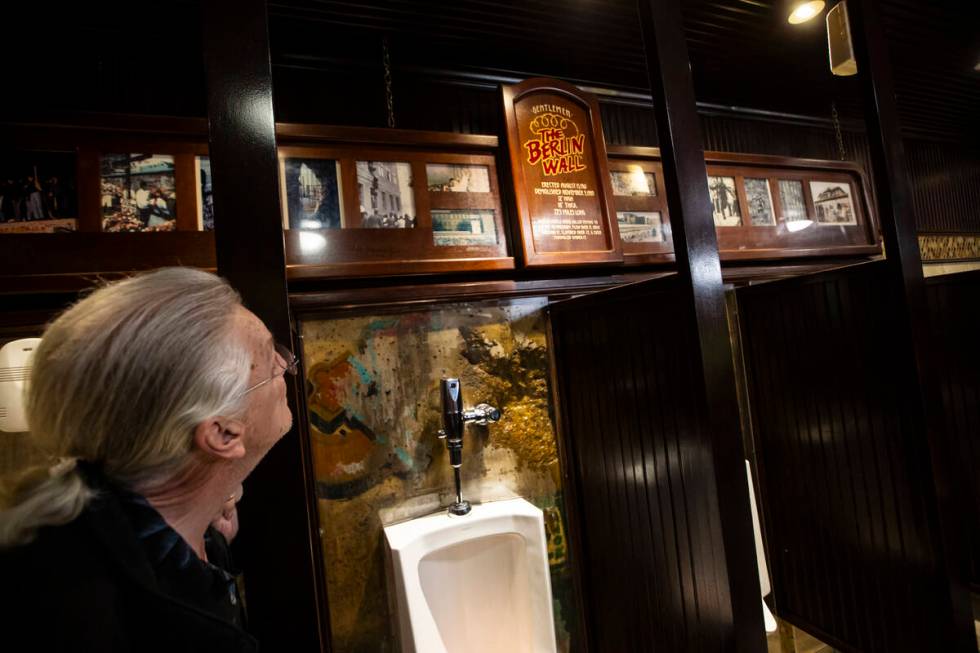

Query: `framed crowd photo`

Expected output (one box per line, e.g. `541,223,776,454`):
606,145,880,263
0,150,78,233
501,77,623,268
100,154,178,232
275,135,511,279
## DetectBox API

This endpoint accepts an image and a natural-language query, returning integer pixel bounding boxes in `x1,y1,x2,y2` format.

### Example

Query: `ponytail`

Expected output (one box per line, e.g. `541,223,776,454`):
0,458,94,548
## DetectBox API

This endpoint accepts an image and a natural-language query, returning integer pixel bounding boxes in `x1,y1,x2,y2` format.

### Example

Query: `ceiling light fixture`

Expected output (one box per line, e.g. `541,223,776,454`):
788,0,826,25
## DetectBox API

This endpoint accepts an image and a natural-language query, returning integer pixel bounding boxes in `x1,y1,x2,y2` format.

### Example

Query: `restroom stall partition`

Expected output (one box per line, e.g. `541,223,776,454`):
925,269,980,590
736,260,973,652
549,274,748,651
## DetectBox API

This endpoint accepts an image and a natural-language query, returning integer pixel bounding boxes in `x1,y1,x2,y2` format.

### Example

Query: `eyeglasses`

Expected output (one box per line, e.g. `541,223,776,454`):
240,342,298,396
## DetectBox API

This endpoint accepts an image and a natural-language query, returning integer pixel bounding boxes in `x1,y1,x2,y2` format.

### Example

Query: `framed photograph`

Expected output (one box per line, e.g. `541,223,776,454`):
197,156,214,231
356,161,416,228
744,178,775,226
610,167,656,197
432,209,498,246
778,179,807,222
281,158,343,230
708,175,741,227
100,154,177,232
0,150,77,233
616,211,663,243
810,180,857,225
426,164,490,193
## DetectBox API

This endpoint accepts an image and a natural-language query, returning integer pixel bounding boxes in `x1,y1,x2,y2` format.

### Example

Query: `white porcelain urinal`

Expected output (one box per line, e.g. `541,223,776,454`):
383,497,558,653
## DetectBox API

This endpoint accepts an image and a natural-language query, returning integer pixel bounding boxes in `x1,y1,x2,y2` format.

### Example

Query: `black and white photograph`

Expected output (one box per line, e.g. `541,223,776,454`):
708,175,741,226
778,179,808,222
356,161,416,228
0,150,77,233
197,156,214,231
744,178,775,226
810,180,856,225
610,167,656,196
432,209,498,246
100,154,177,232
616,211,663,243
426,164,491,193
282,158,343,230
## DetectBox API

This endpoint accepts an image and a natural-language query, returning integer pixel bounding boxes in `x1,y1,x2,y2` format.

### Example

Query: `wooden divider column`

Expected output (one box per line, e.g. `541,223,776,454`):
848,0,976,648
635,0,766,650
201,0,328,650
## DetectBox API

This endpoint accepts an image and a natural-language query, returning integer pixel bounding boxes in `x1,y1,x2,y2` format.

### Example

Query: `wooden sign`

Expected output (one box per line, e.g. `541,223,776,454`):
502,78,623,267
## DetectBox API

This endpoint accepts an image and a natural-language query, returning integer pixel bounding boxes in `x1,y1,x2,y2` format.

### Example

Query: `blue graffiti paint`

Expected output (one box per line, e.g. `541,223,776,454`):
347,355,373,385
367,318,398,331
394,447,413,468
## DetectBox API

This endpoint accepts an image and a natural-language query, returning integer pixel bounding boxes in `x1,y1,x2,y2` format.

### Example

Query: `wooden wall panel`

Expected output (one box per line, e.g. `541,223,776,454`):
926,269,980,589
550,277,739,651
737,260,962,652
907,140,980,234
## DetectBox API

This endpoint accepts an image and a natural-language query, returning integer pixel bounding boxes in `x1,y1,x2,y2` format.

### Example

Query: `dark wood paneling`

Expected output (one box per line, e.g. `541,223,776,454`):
926,269,980,590
201,0,327,650
907,140,980,234
737,261,970,652
550,276,740,650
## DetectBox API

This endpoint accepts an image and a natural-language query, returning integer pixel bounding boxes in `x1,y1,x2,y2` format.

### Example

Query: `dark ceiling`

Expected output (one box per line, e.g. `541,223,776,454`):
4,0,978,142
265,0,979,139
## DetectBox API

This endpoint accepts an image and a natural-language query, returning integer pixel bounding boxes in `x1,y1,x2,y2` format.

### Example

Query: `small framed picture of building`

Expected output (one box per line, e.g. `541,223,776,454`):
810,180,857,225
432,209,498,246
744,178,775,226
280,157,344,230
356,161,416,228
616,211,663,243
708,175,741,226
778,179,807,222
426,164,491,193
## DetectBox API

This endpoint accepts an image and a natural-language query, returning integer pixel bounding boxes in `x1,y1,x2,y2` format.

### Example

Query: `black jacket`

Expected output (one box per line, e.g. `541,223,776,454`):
0,484,258,652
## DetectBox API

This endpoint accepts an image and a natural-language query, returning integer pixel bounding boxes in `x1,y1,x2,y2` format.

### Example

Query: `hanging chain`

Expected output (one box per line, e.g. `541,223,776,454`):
382,36,396,129
831,101,847,161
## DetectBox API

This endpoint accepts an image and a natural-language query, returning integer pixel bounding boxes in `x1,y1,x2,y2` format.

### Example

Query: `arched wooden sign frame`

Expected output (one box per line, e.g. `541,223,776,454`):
501,78,623,267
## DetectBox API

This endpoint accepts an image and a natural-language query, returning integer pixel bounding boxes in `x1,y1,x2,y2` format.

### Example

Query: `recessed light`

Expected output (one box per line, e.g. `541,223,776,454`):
788,0,826,25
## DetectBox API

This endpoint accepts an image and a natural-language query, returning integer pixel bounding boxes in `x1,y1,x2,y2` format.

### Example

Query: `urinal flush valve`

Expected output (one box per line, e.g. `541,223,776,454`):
438,378,501,515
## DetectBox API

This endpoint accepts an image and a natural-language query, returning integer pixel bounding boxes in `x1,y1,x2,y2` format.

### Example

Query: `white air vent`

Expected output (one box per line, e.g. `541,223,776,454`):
0,338,41,433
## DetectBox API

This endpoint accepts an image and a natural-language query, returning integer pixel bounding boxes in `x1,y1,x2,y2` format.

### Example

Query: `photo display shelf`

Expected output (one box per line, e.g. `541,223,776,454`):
276,140,512,279
608,146,881,263
0,121,513,288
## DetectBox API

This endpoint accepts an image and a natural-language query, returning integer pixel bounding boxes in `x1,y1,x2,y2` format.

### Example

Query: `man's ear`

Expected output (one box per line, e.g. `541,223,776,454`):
193,417,247,460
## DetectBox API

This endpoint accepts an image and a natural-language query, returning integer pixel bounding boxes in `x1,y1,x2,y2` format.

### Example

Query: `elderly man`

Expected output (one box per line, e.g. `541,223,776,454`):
0,267,295,652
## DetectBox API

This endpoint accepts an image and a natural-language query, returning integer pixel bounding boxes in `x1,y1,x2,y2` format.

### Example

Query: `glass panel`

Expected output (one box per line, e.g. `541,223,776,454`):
610,166,656,197
356,161,416,228
282,158,343,230
100,154,176,232
617,210,663,243
708,175,741,226
432,209,498,246
197,156,214,231
810,180,857,225
0,150,78,233
301,298,578,652
744,178,776,226
778,179,808,222
426,163,490,193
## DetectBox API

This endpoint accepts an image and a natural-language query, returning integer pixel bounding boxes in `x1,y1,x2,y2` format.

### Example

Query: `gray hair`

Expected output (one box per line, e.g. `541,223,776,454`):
0,267,252,547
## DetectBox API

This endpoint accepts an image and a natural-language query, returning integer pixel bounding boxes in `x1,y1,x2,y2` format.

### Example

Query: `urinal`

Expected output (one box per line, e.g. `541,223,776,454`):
383,497,558,653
